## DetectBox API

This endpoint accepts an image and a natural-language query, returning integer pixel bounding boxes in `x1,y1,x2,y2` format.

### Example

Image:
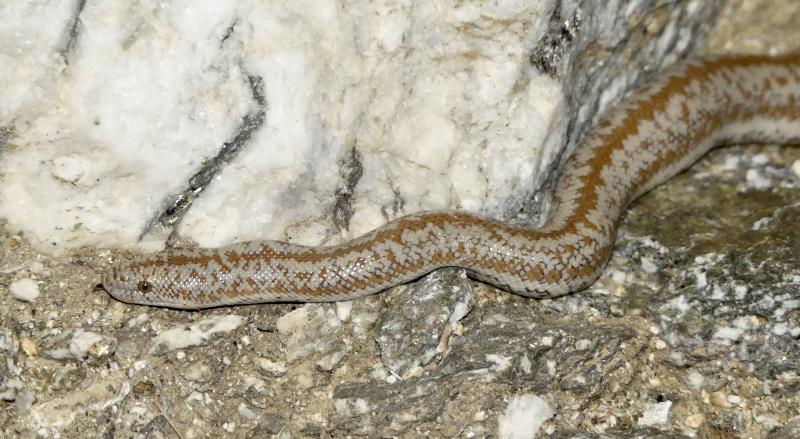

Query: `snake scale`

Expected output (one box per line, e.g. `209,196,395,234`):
104,54,800,309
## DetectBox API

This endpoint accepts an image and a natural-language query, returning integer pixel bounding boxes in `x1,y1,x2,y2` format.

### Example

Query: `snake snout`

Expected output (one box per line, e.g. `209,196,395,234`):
101,265,138,302
101,267,120,297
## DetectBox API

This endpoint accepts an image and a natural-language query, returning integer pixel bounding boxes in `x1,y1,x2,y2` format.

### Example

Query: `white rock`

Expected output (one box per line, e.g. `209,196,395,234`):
637,401,672,426
257,358,288,378
335,301,354,322
238,403,257,420
745,169,772,190
44,329,113,361
29,261,45,274
0,1,559,252
687,370,705,389
30,371,129,433
277,304,343,362
152,315,245,352
9,278,40,302
712,326,745,344
497,394,554,439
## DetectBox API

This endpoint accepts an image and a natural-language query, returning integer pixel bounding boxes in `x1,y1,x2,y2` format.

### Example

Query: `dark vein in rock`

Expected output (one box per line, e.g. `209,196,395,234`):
60,0,87,64
331,146,364,233
140,74,267,241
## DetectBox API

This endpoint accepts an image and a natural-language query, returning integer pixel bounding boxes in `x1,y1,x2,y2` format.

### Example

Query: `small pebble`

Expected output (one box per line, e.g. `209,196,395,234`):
637,401,672,426
238,403,257,420
792,159,800,178
257,358,287,378
710,391,730,408
9,278,40,302
685,413,705,428
687,370,704,389
20,338,38,356
29,261,45,274
316,348,349,372
751,153,769,166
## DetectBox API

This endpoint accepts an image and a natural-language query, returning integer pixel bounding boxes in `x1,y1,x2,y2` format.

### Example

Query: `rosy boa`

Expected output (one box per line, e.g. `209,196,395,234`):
104,54,800,309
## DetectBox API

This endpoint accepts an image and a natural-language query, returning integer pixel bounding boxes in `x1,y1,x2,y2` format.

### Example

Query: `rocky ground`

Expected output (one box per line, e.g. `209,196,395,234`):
2,0,800,438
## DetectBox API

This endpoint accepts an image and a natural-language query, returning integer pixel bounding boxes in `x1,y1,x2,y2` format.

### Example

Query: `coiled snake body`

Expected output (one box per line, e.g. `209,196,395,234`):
104,55,800,309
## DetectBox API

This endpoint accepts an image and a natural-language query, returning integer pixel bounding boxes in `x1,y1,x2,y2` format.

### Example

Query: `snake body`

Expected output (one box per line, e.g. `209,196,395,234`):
104,55,800,309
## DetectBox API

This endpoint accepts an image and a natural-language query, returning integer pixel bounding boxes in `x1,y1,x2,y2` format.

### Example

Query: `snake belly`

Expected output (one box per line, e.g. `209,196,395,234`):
103,54,800,309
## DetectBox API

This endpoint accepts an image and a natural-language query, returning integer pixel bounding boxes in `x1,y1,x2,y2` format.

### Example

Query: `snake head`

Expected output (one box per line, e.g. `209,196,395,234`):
102,249,215,309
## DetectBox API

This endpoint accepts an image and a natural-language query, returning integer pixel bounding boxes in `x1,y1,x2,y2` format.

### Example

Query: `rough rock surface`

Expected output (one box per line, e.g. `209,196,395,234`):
2,1,800,438
0,0,718,252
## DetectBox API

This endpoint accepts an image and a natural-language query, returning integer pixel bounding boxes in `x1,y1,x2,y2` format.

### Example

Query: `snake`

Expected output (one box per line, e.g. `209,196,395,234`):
103,54,800,309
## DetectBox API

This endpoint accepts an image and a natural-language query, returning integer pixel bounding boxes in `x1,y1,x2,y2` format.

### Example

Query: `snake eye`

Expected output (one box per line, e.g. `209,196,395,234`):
137,280,152,293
